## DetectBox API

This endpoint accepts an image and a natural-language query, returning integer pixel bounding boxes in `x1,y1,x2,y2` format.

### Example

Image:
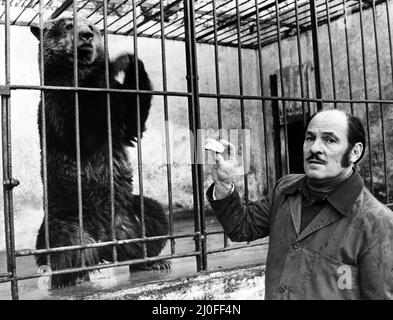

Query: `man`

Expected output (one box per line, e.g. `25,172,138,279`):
206,109,393,300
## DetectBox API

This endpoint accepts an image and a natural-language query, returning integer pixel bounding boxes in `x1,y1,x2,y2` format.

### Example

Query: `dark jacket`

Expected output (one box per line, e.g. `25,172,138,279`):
206,173,393,300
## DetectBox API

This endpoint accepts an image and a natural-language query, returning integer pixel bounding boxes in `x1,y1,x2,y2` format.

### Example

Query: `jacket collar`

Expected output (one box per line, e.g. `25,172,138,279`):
282,169,364,217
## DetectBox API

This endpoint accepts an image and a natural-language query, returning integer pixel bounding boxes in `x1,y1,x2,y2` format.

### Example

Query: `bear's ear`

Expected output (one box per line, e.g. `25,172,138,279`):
30,25,41,40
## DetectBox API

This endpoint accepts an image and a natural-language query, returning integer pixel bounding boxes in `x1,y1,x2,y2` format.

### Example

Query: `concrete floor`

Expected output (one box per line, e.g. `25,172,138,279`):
0,216,268,300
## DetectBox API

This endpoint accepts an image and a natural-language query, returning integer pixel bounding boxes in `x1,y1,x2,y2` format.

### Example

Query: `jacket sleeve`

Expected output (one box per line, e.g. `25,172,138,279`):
358,212,393,300
206,183,271,242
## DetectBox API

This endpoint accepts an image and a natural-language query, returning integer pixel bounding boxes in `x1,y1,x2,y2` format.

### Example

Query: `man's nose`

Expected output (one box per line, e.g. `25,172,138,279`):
309,138,323,154
79,28,94,42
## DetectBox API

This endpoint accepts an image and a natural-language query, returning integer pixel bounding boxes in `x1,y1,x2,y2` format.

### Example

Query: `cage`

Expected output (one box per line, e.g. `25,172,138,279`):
1,0,393,300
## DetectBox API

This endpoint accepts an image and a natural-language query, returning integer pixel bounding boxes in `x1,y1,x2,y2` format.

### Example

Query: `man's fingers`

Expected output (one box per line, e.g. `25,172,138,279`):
215,153,225,165
218,139,236,157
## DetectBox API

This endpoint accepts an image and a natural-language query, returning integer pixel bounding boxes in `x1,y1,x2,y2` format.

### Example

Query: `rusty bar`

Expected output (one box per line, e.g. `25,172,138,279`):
159,0,175,255
103,0,118,263
326,0,337,108
16,232,197,257
206,241,268,255
275,0,290,174
310,0,323,111
255,0,270,193
295,0,307,127
371,0,389,203
343,0,354,114
358,0,374,194
270,74,283,180
9,84,191,97
50,0,73,19
183,0,206,271
2,0,18,300
132,0,147,259
235,0,250,201
212,0,229,248
2,252,200,283
39,0,51,271
72,0,86,269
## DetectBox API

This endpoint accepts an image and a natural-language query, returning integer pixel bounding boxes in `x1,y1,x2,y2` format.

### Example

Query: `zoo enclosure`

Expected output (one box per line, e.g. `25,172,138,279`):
1,0,393,300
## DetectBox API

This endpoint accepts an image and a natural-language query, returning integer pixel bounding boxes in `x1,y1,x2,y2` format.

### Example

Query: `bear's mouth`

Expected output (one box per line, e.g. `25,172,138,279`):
78,44,94,53
77,45,95,64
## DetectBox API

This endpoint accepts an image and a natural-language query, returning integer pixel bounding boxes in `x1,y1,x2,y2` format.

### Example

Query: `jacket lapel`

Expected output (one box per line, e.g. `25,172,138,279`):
288,193,302,237
296,204,343,242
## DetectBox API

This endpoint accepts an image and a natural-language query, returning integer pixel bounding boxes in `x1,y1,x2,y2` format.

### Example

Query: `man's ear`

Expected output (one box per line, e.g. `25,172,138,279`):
30,25,41,40
350,142,364,164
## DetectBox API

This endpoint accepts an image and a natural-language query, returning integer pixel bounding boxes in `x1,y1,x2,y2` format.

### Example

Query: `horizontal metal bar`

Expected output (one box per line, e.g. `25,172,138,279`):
50,0,73,19
3,178,20,190
206,241,269,255
10,84,393,105
9,85,192,97
16,232,197,257
0,252,199,284
199,93,393,105
0,273,10,279
205,230,225,236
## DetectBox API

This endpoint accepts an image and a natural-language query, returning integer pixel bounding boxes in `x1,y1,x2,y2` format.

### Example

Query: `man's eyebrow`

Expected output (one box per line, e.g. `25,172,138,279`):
305,131,315,136
321,132,339,138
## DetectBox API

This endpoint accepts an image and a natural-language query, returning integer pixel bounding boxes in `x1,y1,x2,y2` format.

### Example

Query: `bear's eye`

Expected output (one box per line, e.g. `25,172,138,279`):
64,21,73,31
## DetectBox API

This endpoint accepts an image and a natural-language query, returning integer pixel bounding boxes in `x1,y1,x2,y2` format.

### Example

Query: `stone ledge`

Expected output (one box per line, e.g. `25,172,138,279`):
82,264,266,300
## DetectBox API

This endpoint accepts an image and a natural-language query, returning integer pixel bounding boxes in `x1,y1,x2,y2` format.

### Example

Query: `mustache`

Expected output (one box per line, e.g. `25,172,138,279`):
306,153,326,164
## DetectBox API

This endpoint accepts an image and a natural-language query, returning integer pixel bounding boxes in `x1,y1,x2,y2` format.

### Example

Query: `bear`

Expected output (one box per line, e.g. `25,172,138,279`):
30,17,170,288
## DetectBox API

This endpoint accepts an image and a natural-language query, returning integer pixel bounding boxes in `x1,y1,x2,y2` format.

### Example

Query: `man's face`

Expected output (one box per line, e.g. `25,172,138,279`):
303,111,352,179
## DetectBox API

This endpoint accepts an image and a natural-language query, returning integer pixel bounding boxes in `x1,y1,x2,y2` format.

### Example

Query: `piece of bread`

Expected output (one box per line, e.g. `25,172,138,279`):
204,138,225,153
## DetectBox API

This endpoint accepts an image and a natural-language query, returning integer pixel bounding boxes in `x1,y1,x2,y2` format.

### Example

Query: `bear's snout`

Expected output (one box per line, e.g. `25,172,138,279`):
78,26,94,44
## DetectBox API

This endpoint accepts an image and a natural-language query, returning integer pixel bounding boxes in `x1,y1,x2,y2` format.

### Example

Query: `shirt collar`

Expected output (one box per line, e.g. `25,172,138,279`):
282,169,364,216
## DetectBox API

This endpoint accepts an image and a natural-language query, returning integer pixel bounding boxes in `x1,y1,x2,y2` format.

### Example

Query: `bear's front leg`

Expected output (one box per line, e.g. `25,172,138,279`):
109,54,153,145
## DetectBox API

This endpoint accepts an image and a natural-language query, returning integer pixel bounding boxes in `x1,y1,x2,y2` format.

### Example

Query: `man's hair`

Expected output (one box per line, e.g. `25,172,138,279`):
346,114,366,165
305,110,366,166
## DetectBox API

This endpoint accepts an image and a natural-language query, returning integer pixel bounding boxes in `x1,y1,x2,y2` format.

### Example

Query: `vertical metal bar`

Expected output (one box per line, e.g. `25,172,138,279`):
234,0,249,201
295,0,307,127
310,0,323,111
103,0,118,262
132,0,147,259
343,0,354,114
212,0,229,248
183,0,207,271
2,0,18,300
212,0,222,133
385,0,393,203
72,0,85,268
325,0,337,109
371,0,389,203
39,0,51,270
159,0,175,255
270,75,283,180
358,0,373,194
275,0,290,174
254,0,270,194
386,0,393,86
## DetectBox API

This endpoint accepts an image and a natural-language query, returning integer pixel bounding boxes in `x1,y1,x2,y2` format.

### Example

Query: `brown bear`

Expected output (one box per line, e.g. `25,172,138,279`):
31,17,169,288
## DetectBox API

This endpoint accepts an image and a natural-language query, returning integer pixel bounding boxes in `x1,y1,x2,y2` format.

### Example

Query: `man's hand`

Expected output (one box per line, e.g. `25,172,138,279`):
211,139,236,200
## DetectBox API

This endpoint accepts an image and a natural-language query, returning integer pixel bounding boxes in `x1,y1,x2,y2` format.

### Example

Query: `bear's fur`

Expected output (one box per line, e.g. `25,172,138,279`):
31,17,169,288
